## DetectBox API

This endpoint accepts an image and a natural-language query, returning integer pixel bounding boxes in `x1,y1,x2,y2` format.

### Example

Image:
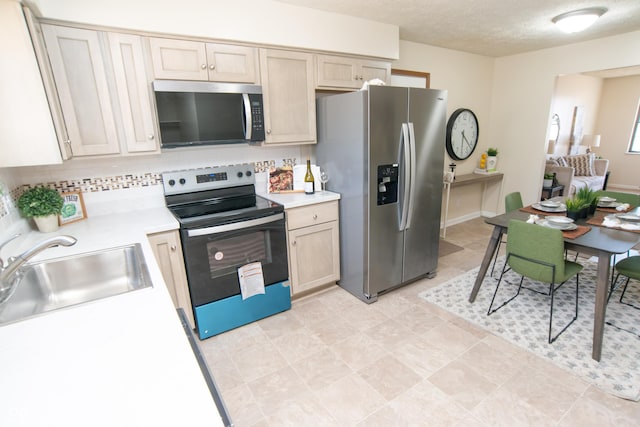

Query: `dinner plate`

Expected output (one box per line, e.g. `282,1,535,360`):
546,216,574,226
540,200,561,208
617,213,640,223
535,218,577,230
597,201,621,208
599,196,616,203
532,203,567,213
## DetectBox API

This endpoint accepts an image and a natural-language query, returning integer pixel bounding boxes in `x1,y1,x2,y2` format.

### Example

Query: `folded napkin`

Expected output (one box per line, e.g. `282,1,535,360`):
616,203,631,211
601,215,640,231
527,214,539,224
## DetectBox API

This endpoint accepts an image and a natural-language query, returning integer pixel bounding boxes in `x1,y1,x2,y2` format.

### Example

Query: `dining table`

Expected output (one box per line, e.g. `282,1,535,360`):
468,203,640,361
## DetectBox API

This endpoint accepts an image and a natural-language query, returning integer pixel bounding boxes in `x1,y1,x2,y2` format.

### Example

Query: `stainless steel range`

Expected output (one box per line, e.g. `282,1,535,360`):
162,164,290,339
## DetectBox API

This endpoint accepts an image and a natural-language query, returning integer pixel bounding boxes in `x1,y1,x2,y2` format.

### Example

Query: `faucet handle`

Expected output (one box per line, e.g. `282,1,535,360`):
0,234,21,269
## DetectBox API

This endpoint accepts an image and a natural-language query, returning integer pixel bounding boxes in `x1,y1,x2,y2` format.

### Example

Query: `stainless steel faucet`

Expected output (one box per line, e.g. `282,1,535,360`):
0,234,77,304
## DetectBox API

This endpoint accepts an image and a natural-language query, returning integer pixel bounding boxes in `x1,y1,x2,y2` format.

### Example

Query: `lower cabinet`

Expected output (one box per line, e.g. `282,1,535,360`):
147,230,194,328
286,201,340,296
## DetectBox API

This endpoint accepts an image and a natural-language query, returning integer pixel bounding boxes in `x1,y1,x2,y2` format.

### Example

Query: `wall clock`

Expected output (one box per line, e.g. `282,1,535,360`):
446,108,479,161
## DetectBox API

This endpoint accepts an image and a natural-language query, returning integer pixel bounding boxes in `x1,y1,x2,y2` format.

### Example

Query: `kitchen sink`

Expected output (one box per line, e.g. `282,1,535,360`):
0,243,152,325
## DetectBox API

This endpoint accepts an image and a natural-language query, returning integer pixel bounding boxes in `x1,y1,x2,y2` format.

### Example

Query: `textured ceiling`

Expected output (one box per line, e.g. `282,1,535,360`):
277,0,640,57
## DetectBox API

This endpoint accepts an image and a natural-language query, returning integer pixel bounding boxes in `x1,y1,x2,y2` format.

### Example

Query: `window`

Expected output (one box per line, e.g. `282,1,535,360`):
629,100,640,153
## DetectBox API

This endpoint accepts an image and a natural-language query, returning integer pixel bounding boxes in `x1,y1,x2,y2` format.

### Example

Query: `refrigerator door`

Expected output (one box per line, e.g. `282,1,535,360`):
402,88,447,282
366,86,409,298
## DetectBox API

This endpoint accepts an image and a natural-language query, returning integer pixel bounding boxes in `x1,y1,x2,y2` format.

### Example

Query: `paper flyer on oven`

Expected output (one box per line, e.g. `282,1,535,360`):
238,262,266,300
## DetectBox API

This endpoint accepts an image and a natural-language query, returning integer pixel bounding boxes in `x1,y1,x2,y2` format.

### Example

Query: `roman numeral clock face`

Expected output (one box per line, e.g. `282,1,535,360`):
446,108,479,161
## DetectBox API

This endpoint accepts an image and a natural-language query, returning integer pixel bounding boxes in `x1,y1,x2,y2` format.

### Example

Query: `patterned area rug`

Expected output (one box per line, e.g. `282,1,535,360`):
419,257,640,401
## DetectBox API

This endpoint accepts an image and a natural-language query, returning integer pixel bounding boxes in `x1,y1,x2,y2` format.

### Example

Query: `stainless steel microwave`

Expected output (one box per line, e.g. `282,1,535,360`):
152,80,265,148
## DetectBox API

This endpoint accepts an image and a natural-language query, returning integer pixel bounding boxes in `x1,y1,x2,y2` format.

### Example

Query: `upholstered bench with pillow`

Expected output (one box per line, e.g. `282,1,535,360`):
545,154,609,197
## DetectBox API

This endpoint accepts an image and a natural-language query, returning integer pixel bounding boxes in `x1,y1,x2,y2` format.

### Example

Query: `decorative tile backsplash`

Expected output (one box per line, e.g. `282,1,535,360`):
1,159,295,220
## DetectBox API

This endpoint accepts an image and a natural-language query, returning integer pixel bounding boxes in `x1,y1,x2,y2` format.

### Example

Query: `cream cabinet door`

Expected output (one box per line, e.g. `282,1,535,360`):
259,49,316,144
205,43,258,83
316,54,359,88
42,24,121,156
360,60,391,83
147,230,194,329
288,221,340,295
316,54,391,89
148,37,208,80
108,33,159,153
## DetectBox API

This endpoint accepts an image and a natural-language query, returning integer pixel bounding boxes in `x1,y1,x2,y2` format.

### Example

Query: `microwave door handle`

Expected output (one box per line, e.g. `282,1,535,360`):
242,93,252,140
186,213,284,237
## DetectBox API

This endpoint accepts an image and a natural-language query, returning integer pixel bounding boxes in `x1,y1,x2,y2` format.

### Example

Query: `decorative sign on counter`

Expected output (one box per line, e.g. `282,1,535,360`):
59,191,87,225
269,167,302,193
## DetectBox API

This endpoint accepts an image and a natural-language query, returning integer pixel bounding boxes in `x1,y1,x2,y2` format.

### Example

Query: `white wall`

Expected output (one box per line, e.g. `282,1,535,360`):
490,31,640,208
550,74,603,156
595,75,640,190
28,0,399,59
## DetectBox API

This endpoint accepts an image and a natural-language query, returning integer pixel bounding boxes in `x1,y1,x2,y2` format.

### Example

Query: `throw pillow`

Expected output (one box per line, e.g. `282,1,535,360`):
565,153,595,176
548,156,567,167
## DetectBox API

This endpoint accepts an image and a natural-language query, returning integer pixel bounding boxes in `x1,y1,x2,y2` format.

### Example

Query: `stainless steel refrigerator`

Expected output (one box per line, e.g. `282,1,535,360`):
316,85,447,303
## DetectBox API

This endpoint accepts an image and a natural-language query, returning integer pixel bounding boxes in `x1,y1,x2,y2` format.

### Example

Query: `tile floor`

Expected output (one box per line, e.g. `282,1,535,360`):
196,217,640,426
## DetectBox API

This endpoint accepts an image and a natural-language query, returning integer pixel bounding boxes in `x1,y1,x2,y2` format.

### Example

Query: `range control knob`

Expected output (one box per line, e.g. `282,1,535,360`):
246,171,252,177
168,179,176,186
237,172,244,178
179,178,186,185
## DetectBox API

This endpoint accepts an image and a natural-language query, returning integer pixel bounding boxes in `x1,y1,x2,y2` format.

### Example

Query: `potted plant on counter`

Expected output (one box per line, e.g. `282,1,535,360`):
18,186,64,233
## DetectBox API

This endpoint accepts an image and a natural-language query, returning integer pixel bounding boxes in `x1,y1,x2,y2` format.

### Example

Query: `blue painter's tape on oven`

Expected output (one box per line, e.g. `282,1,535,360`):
194,281,291,339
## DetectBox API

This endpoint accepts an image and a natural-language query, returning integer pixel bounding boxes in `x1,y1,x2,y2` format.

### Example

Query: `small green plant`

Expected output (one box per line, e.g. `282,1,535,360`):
487,147,498,156
17,186,64,218
576,187,597,206
564,196,586,212
544,173,555,180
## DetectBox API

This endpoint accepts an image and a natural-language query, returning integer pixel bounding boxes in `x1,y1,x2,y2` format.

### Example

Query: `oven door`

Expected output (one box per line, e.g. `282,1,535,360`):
181,212,288,307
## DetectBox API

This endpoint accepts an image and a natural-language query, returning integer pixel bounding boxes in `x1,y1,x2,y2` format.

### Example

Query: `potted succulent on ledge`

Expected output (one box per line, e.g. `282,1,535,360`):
18,186,64,233
543,173,555,188
486,147,499,172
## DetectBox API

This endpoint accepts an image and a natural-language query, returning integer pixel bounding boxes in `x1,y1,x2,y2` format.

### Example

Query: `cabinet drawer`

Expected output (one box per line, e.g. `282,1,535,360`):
286,201,338,230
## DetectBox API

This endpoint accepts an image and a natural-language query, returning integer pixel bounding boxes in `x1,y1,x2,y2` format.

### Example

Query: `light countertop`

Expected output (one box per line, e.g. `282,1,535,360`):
259,190,340,209
0,208,225,427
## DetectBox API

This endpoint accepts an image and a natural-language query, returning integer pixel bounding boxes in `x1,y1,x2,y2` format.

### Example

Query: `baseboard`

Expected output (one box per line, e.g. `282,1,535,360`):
607,184,640,194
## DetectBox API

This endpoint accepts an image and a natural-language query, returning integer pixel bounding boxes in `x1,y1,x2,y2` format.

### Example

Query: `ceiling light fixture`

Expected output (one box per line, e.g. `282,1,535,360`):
552,7,607,33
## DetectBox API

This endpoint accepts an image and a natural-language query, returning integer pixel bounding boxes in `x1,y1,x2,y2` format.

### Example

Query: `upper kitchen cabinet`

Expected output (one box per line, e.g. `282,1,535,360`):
148,37,258,83
41,24,160,157
0,2,61,167
107,33,159,153
316,54,391,90
42,24,121,157
259,49,316,144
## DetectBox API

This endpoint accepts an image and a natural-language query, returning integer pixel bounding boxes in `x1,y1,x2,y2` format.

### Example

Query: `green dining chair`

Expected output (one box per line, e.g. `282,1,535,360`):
487,219,583,343
610,256,640,310
490,192,523,276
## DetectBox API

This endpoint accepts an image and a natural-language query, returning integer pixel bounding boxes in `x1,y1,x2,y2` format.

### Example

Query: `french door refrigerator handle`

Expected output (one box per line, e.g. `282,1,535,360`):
399,123,411,231
405,122,417,229
242,93,252,139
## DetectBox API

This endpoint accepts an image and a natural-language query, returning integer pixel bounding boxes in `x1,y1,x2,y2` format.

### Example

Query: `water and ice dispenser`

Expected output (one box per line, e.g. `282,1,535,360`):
377,164,399,205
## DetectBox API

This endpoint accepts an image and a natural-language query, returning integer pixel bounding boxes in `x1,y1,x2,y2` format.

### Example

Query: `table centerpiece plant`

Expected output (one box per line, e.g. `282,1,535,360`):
576,187,599,216
17,186,64,232
565,196,588,221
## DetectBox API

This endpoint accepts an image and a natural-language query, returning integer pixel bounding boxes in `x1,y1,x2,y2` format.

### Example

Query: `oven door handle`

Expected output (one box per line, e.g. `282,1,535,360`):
186,212,284,237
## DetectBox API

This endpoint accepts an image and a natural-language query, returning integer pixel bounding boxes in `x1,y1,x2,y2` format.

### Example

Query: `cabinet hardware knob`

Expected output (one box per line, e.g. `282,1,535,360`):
201,64,207,69
267,129,272,134
313,214,318,220
209,64,215,70
148,134,154,140
292,241,296,246
170,245,177,251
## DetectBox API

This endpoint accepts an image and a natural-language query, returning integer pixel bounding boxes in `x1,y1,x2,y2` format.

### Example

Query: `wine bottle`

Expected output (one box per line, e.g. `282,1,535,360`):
304,159,315,195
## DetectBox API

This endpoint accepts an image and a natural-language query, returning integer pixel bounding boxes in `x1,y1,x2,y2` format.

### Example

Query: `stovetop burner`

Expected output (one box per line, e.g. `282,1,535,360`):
162,164,283,228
